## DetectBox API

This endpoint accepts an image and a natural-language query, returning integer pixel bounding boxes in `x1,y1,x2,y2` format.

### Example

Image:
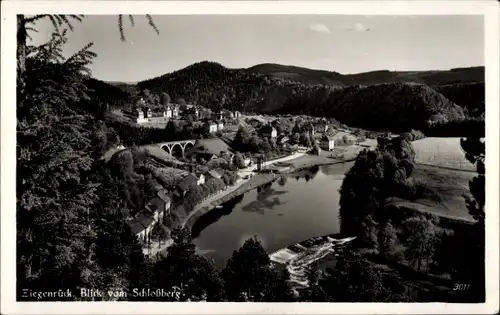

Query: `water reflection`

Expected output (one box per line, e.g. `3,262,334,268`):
278,176,288,186
191,194,244,238
192,162,355,268
292,165,320,182
242,183,288,215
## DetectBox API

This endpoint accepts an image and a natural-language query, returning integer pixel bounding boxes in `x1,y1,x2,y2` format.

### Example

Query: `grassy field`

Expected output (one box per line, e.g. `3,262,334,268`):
285,154,336,169
412,137,475,171
406,164,476,221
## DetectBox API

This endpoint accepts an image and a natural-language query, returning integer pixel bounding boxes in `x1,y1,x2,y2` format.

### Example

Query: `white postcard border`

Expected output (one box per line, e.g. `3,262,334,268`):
1,1,499,314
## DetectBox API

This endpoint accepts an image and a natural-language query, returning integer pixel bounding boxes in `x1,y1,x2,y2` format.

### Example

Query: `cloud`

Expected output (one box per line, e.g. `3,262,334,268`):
341,22,371,32
308,23,332,34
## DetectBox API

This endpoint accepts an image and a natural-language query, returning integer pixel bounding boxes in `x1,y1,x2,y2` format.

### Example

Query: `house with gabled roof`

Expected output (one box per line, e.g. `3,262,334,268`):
128,212,155,244
321,134,335,151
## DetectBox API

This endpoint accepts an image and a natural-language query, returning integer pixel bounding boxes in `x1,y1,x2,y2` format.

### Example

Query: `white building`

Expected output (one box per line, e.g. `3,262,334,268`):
217,120,224,131
164,106,173,119
172,106,180,118
205,121,218,133
196,173,205,186
135,108,148,123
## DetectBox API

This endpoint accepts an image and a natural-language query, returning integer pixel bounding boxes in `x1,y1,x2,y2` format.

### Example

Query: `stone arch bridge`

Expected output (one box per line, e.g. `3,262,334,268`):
154,140,197,158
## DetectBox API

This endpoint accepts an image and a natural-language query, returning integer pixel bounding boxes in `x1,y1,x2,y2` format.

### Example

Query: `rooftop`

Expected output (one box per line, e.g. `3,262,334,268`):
157,189,171,203
145,196,165,213
128,218,147,235
206,169,223,179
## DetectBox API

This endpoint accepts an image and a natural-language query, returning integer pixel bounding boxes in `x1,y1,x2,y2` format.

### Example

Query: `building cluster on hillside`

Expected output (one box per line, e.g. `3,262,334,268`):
126,96,242,133
127,137,244,245
127,186,171,246
251,117,360,153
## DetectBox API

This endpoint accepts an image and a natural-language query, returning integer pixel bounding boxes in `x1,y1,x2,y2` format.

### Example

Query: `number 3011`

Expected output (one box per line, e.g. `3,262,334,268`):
453,284,470,290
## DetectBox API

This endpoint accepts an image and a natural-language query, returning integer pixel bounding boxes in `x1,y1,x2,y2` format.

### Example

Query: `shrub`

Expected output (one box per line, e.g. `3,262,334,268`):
402,129,426,142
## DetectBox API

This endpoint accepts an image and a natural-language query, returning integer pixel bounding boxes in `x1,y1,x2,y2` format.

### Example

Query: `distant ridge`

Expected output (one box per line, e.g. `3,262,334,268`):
244,63,484,86
108,61,484,88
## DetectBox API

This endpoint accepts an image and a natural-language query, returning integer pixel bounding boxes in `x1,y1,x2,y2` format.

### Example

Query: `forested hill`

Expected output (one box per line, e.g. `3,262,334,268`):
277,82,466,132
136,61,312,112
246,64,484,86
110,61,484,132
84,77,132,110
244,63,345,86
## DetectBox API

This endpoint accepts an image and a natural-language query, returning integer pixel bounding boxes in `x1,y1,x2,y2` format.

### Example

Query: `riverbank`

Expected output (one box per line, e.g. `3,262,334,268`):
184,153,357,230
183,172,277,229
150,150,360,258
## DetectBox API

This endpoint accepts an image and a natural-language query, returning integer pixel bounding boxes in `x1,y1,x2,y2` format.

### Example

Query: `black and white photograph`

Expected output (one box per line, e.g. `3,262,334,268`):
1,1,499,314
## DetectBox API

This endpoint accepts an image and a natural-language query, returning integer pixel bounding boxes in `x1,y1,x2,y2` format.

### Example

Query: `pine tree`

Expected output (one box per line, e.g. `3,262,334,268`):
221,236,292,301
17,30,101,299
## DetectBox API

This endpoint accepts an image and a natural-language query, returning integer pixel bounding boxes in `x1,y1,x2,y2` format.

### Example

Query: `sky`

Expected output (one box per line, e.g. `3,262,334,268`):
30,15,484,82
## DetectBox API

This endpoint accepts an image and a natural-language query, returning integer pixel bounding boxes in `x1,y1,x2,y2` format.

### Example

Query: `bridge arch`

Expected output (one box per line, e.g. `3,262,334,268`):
184,142,194,153
156,139,197,159
170,143,184,158
161,145,170,154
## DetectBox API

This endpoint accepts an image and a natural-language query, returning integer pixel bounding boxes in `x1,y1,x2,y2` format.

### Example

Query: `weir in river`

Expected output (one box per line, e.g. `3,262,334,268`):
269,235,357,288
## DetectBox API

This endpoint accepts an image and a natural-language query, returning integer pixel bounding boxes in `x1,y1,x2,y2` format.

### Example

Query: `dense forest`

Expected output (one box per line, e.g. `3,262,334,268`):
16,15,486,303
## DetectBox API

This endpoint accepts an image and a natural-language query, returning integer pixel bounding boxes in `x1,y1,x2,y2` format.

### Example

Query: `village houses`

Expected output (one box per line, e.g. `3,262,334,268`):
127,189,172,244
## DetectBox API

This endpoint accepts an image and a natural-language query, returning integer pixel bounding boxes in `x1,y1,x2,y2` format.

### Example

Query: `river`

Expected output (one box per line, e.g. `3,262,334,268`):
191,162,355,268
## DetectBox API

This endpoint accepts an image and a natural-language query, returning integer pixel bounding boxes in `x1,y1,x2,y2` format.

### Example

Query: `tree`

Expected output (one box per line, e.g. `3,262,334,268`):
234,153,246,169
260,137,273,153
378,221,398,260
460,138,485,222
249,135,262,153
234,126,251,150
17,30,101,298
177,98,187,106
292,122,301,134
339,137,416,245
16,21,165,301
299,266,327,301
401,216,438,272
165,120,179,140
151,223,168,247
319,251,387,302
154,228,224,301
299,133,312,147
459,137,485,301
221,236,292,301
160,92,171,106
